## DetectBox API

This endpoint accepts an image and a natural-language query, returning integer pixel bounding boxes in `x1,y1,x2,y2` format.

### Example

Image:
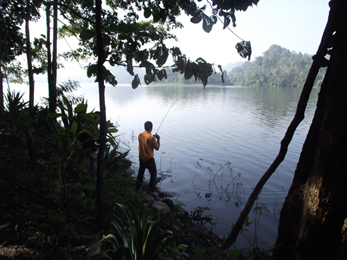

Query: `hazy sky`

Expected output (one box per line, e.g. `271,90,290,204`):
32,0,330,82
169,0,330,66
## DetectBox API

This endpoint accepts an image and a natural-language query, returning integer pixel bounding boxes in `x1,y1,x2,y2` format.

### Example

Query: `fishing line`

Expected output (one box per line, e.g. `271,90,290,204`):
155,102,175,135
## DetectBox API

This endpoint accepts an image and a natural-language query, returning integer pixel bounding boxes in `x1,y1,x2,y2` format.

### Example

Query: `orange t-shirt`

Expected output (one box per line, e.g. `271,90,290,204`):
138,131,159,161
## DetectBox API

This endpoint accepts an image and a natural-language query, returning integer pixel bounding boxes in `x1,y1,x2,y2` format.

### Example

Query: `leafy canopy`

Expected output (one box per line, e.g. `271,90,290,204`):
58,0,257,88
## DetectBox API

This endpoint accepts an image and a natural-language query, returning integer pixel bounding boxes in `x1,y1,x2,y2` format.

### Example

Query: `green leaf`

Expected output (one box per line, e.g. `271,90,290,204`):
202,16,213,33
144,7,151,18
235,41,252,60
160,9,167,23
200,73,208,87
170,47,182,56
87,64,98,78
223,16,231,29
152,8,161,23
47,112,62,119
62,96,73,118
107,127,118,134
178,244,187,250
172,224,180,231
190,15,202,24
32,67,44,74
157,69,167,81
74,103,87,114
104,69,118,86
79,29,94,41
193,246,206,260
184,68,193,80
172,6,179,15
230,249,240,260
144,74,154,85
156,47,168,67
211,15,218,24
70,121,78,135
132,74,141,89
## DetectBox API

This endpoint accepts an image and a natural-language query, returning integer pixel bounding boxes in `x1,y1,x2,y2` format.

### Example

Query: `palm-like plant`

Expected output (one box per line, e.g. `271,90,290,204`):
4,90,29,138
91,203,188,260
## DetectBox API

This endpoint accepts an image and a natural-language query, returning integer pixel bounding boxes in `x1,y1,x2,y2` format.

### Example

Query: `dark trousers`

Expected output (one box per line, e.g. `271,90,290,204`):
136,158,157,192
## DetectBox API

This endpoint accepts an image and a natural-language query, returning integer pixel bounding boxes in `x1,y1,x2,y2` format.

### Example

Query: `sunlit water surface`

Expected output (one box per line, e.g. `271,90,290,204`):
12,83,319,250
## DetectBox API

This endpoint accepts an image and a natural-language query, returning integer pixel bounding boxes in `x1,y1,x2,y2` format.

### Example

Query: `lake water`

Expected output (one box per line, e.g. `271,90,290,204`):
11,83,319,250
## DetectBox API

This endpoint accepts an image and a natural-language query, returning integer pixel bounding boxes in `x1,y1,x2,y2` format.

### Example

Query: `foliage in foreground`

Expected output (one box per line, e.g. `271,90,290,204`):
1,87,136,236
91,203,189,260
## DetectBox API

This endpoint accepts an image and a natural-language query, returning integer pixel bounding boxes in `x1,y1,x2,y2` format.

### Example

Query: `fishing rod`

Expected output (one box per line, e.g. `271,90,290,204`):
155,102,175,135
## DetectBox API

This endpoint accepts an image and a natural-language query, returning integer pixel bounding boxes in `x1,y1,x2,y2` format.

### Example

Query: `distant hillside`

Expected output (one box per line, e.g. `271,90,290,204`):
223,61,244,72
228,45,326,87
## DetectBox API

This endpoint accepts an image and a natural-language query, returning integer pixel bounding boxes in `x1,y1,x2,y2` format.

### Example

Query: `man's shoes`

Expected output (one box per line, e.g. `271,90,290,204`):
147,190,158,198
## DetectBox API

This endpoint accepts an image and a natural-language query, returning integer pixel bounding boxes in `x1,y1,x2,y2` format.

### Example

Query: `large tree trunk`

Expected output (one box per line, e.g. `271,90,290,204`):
275,1,347,259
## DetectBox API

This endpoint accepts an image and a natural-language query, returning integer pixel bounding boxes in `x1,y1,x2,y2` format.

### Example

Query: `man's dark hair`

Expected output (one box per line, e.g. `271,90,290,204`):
144,121,153,131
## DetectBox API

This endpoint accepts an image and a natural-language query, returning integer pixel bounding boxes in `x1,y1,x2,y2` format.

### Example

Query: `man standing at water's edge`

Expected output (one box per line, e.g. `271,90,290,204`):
136,121,160,197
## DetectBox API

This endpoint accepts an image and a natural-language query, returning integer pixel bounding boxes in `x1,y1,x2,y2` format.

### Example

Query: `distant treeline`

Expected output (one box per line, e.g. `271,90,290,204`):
157,45,326,87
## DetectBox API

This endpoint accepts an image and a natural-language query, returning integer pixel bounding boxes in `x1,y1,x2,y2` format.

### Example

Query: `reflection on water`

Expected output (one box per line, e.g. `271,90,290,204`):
10,83,319,250
193,160,244,207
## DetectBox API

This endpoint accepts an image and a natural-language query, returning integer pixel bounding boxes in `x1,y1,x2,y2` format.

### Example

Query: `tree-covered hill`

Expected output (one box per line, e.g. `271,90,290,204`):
228,44,326,87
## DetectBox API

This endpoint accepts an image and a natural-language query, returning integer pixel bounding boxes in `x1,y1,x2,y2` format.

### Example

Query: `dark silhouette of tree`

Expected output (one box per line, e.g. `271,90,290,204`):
95,0,106,229
219,2,347,259
25,0,42,107
25,0,35,107
0,0,25,114
274,1,347,258
46,0,58,112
